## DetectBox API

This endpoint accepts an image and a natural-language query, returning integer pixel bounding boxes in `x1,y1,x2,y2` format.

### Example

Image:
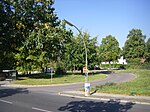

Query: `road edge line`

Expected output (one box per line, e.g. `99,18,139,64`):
58,92,150,105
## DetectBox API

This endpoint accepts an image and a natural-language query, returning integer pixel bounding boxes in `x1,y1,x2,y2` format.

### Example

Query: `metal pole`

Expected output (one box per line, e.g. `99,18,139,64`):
51,68,52,82
69,24,88,83
64,19,90,96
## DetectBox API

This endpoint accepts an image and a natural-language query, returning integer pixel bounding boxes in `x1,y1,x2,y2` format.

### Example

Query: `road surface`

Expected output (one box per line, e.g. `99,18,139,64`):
0,72,149,112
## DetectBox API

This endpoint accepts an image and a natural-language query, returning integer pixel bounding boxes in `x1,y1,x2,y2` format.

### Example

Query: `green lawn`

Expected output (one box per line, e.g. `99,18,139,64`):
92,69,150,96
13,73,106,85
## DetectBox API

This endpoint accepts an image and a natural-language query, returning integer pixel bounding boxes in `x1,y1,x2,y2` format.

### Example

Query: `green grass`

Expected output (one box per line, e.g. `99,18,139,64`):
13,73,106,85
92,69,150,96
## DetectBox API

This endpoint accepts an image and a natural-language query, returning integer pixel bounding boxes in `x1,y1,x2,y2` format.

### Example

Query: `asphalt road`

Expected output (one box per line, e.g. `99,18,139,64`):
27,72,136,93
0,72,150,112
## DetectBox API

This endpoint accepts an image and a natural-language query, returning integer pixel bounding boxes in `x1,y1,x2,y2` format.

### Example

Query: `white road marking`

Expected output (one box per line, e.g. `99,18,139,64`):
0,99,13,104
32,107,53,112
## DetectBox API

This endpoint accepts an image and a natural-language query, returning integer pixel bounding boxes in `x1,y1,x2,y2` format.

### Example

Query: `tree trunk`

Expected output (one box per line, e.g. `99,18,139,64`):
109,61,112,71
81,69,83,74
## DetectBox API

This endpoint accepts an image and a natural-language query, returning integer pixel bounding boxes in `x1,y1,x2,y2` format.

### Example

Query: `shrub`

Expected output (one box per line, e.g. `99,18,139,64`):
100,64,127,69
126,58,150,69
55,67,66,75
0,72,5,81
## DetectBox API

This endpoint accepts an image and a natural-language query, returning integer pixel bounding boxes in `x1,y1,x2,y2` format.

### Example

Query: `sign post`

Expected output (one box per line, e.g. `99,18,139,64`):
84,82,90,96
83,67,90,96
83,67,87,73
50,68,53,82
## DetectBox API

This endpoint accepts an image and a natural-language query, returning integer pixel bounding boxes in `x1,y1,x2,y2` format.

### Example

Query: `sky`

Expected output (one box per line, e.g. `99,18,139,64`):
54,0,150,47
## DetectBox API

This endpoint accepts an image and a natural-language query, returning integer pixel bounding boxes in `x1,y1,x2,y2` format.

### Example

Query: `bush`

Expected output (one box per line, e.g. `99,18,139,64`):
101,64,127,69
0,72,5,81
126,58,150,69
55,67,66,75
139,62,150,69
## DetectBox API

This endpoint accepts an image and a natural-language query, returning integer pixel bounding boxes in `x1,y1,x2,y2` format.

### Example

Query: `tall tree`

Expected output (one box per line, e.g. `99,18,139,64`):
146,38,150,62
123,29,146,63
64,32,98,73
0,0,72,72
0,0,16,70
99,35,121,69
14,1,72,73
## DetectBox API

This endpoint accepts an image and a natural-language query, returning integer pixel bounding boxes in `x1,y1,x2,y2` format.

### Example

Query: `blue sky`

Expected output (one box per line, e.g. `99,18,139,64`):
54,0,150,47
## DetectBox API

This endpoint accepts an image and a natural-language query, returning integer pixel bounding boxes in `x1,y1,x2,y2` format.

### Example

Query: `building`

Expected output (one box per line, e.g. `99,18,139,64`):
101,56,127,65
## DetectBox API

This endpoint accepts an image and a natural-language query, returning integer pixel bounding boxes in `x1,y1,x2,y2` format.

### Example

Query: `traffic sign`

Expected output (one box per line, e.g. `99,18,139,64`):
83,67,89,73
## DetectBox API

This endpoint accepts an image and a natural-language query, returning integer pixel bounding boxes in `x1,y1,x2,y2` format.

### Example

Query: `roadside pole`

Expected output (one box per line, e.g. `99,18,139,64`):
50,68,53,82
64,19,90,96
83,67,90,96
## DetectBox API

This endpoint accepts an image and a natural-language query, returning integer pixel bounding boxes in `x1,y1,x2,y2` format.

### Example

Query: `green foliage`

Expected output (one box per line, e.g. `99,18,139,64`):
12,1,72,73
123,29,149,67
126,58,141,69
55,58,66,75
101,64,126,69
0,0,149,74
0,0,58,69
123,29,146,63
0,0,16,69
0,0,73,73
95,83,116,90
125,62,150,69
98,35,121,69
140,63,150,69
0,72,5,81
146,38,150,62
64,31,98,72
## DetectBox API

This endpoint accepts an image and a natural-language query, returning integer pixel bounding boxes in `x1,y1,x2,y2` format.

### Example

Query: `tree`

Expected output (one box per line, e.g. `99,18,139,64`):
12,0,60,72
64,31,98,73
0,0,72,73
99,35,121,69
15,19,72,73
146,38,150,62
123,29,146,63
0,0,16,70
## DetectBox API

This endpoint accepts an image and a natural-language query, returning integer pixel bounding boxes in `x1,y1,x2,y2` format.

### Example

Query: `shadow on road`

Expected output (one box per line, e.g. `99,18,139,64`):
99,71,113,74
0,88,29,98
58,100,135,112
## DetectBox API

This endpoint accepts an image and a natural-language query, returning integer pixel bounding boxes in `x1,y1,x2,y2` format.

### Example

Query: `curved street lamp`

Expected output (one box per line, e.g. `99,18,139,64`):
64,19,89,84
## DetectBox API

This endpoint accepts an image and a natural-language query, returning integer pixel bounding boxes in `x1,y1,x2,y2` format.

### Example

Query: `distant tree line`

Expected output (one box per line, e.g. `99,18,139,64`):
0,0,149,74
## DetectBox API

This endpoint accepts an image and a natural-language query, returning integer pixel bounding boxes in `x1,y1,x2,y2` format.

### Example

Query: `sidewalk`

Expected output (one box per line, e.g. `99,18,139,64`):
0,80,11,86
59,91,150,105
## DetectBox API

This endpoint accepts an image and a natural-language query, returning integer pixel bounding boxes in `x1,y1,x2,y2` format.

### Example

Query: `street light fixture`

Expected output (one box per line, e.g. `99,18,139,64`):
64,19,88,82
64,19,90,96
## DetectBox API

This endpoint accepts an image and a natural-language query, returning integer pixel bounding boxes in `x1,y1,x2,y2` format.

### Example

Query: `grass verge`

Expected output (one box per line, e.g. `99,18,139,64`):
92,69,150,96
13,73,106,85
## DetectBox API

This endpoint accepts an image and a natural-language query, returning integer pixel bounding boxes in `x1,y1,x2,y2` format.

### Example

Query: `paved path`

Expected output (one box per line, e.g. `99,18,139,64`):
29,72,135,93
1,72,136,93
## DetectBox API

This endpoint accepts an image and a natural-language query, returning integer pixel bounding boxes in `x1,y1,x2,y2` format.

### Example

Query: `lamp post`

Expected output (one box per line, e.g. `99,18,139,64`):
64,19,90,96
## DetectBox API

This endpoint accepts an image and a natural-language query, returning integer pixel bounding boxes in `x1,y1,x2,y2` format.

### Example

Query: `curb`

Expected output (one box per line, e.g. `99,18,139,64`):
0,81,84,88
58,91,150,105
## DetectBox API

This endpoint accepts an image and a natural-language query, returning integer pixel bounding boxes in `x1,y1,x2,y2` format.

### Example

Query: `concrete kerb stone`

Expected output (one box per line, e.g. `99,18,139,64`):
0,81,84,88
58,91,150,105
